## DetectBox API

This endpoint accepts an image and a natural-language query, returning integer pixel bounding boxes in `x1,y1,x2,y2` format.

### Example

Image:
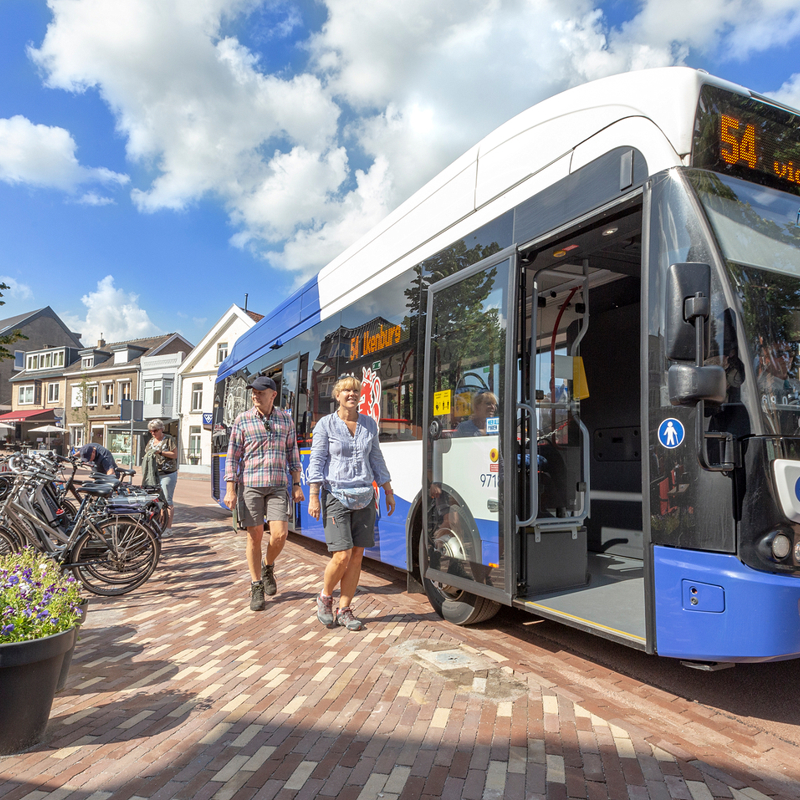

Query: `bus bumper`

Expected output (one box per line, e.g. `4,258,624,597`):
654,545,800,662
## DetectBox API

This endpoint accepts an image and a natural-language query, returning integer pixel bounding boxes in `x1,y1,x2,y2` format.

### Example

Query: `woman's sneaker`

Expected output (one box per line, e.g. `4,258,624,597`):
316,592,334,626
335,607,363,631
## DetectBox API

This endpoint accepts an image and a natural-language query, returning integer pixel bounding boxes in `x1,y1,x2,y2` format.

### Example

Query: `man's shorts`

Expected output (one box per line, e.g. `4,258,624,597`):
240,486,290,527
321,489,376,552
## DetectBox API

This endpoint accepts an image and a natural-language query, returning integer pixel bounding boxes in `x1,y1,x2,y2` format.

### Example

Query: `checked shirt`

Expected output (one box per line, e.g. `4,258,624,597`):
224,405,302,488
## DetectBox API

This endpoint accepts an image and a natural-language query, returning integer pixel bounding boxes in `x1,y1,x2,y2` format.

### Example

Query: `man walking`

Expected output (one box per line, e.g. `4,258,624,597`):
224,375,305,611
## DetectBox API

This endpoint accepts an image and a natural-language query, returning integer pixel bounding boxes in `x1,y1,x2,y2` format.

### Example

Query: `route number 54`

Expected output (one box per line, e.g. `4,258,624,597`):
720,114,756,169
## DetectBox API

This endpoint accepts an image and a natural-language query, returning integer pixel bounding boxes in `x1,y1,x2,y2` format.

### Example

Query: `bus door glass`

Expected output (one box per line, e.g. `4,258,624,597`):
530,266,590,529
279,356,301,531
423,247,518,603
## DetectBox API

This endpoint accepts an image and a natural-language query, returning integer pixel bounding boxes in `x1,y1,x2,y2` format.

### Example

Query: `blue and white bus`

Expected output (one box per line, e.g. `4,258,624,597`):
213,67,800,666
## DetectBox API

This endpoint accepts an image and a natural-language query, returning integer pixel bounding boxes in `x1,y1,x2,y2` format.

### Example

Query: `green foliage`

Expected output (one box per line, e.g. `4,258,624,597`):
0,282,27,362
0,548,82,643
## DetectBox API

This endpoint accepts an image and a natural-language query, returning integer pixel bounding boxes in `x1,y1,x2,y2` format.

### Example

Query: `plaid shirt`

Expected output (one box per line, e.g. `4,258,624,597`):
224,406,302,488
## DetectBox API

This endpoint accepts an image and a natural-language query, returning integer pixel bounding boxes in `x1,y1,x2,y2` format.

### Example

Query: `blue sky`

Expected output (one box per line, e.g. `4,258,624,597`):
1,0,799,347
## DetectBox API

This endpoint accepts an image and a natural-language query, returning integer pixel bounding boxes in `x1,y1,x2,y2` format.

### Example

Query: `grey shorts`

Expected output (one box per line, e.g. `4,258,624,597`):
240,486,289,527
321,489,376,552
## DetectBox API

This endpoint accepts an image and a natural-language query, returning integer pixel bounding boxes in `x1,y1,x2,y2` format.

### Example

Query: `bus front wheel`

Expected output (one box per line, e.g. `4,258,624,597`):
418,535,500,626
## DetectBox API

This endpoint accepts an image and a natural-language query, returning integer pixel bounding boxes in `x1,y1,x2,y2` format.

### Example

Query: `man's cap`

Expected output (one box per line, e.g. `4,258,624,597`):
247,375,277,392
78,444,96,461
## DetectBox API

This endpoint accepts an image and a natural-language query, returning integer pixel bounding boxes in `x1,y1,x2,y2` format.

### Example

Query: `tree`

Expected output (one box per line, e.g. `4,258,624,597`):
0,283,27,361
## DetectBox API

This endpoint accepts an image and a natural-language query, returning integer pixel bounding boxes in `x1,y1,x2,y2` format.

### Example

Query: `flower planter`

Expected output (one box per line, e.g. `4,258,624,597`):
56,598,89,693
0,627,77,754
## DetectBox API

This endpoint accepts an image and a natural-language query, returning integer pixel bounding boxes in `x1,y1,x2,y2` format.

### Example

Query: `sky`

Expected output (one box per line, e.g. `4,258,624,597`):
1,0,800,348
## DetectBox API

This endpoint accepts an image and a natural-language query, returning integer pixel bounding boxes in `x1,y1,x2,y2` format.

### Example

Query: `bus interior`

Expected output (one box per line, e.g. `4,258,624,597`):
516,200,647,647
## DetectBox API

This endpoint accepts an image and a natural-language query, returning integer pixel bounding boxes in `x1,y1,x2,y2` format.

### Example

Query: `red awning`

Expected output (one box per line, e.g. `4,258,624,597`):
0,409,56,424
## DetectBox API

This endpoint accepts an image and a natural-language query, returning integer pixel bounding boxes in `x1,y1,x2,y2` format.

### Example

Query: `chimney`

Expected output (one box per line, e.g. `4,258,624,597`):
97,335,106,348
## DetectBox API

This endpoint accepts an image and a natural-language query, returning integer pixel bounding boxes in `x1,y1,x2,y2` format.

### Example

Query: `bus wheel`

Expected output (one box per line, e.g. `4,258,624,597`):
418,533,500,626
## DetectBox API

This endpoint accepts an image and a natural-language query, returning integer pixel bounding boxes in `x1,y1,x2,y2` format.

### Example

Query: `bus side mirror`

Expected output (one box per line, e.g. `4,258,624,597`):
665,262,711,361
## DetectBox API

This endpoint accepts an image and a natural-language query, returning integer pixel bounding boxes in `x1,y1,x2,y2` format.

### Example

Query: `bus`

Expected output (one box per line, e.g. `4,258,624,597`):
212,67,800,666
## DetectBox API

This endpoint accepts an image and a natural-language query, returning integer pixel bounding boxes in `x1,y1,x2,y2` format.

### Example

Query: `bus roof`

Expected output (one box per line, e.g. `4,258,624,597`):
220,67,752,380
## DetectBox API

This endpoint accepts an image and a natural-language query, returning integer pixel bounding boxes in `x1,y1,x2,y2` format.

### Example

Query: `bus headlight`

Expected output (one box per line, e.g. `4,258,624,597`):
771,534,792,560
795,541,800,563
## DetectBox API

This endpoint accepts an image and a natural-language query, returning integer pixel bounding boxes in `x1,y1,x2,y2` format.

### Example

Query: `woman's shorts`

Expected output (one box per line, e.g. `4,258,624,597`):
241,486,290,527
321,489,376,552
159,471,178,506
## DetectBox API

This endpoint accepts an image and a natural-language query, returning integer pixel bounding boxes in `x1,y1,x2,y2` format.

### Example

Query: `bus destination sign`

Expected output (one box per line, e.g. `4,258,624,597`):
693,84,800,196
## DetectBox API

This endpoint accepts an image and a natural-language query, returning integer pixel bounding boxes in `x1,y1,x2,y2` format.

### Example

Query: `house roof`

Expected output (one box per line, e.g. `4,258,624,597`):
0,308,41,334
0,306,82,347
63,333,189,376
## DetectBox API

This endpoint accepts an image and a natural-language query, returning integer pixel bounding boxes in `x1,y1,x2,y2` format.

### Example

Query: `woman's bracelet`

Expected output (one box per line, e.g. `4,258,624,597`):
385,489,394,495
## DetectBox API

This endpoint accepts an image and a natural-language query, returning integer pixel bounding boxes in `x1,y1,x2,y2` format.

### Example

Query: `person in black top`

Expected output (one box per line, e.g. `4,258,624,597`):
78,443,118,475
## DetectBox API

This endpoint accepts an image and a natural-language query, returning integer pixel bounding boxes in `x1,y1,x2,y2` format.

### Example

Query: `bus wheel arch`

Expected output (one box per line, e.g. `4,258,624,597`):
417,527,500,626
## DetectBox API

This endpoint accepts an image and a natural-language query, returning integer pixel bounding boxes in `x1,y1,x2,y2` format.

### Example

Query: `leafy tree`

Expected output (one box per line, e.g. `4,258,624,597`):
0,283,27,361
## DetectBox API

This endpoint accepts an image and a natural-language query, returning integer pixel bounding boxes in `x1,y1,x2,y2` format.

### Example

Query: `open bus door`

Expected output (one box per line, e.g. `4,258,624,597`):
421,246,519,624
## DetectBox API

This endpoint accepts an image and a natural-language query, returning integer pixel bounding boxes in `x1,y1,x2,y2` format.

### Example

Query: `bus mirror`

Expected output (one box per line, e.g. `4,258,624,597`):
666,262,711,361
668,364,725,405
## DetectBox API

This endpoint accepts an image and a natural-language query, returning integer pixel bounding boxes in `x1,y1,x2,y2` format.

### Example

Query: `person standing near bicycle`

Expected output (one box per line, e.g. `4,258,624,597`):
78,443,118,476
224,375,305,612
144,420,178,534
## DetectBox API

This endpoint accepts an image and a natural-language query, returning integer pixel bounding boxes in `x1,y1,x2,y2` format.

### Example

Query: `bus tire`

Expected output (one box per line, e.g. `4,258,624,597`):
419,536,500,626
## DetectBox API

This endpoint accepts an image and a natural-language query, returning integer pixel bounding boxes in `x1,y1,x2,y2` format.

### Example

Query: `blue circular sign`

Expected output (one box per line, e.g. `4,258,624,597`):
658,418,685,449
794,476,800,503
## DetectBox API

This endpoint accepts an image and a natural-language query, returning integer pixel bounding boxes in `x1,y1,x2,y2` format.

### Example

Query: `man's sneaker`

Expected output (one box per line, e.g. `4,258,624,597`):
316,592,334,626
335,607,363,631
250,581,266,611
261,563,277,596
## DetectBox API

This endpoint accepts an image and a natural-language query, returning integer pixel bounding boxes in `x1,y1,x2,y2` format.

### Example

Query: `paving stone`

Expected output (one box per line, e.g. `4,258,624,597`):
0,483,796,800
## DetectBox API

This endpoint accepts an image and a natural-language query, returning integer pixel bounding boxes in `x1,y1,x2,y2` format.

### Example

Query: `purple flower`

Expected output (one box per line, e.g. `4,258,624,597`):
1,624,14,635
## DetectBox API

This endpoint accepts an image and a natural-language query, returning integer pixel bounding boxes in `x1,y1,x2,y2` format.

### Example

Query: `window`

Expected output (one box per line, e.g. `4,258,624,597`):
191,382,203,411
53,351,64,368
145,379,173,407
40,353,52,369
71,385,83,408
47,383,60,403
81,356,93,369
217,342,228,364
70,426,84,448
87,385,98,407
14,351,24,370
18,385,34,405
189,425,202,456
120,381,131,401
103,383,113,405
27,355,36,370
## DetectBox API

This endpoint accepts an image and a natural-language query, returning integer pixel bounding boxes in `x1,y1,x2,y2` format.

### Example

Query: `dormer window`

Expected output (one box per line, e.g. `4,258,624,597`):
82,356,93,369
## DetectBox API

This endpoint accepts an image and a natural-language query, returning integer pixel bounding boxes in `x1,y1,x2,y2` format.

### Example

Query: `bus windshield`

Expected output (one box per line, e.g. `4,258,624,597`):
690,170,800,435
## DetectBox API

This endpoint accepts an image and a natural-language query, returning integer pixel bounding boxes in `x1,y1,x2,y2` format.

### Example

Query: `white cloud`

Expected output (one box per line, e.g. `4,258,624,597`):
769,72,800,109
25,0,800,278
60,275,161,343
0,115,129,192
78,192,116,206
0,277,34,303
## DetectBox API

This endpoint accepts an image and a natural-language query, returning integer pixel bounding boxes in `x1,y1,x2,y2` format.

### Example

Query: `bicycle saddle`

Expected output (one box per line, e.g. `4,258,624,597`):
77,482,115,497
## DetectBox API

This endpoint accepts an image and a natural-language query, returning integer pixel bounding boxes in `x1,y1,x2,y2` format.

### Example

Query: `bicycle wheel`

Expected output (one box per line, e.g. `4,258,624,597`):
70,518,160,596
0,525,21,554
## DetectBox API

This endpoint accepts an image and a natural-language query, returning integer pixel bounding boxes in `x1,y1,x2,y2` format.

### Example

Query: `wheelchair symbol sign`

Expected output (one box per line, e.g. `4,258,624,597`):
658,418,685,449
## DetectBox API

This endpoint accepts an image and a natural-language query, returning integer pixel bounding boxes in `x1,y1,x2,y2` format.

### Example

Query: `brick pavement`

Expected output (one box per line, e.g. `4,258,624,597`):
1,487,799,800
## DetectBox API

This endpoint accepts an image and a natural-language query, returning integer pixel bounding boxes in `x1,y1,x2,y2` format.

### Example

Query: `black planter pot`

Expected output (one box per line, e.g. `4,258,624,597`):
0,627,77,755
56,598,89,693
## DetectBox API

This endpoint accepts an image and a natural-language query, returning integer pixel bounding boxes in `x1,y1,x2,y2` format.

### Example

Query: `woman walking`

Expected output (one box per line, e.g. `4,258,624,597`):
145,420,178,534
307,375,395,631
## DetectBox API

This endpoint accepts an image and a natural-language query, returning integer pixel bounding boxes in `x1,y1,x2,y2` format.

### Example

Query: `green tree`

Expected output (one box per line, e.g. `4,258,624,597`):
0,283,27,360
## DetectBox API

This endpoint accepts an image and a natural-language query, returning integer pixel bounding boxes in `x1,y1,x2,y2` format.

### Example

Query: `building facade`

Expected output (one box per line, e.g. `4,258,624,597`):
0,307,83,412
63,334,193,465
177,305,262,474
